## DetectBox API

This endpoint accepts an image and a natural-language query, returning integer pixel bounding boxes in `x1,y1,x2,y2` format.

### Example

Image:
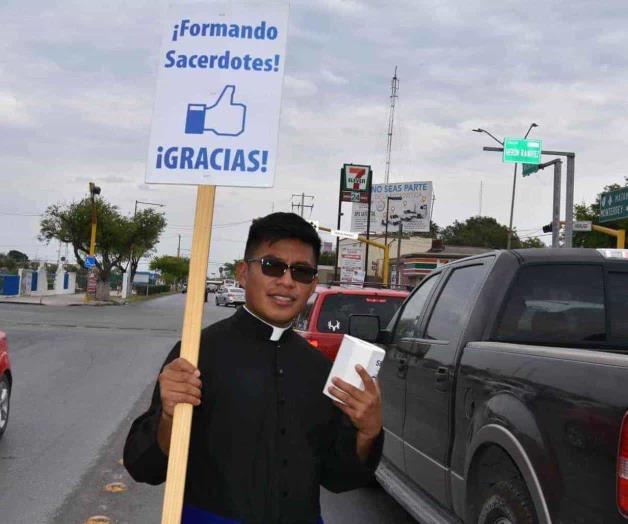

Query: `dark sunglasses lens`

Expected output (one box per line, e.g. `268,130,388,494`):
291,265,317,283
260,258,287,277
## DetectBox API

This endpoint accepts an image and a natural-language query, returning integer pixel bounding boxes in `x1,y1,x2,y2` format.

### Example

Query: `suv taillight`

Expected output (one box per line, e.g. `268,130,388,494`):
619,413,628,516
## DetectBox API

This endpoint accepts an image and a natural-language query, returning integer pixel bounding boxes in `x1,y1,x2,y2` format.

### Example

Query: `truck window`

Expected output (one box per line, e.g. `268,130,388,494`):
608,272,628,341
393,275,440,345
424,264,488,341
493,265,606,346
295,293,317,330
317,294,406,334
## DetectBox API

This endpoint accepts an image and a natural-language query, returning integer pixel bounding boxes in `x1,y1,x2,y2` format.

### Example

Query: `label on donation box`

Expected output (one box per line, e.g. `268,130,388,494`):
146,2,289,187
323,335,385,404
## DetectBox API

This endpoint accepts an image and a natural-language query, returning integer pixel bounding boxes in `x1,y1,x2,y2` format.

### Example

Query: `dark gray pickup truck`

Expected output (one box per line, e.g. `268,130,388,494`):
356,248,628,524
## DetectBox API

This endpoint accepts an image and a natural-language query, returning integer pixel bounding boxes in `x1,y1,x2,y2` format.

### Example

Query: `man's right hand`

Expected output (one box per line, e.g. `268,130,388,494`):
158,357,202,420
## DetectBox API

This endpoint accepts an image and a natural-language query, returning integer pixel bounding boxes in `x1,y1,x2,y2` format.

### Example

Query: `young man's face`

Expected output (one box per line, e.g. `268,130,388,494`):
237,238,318,326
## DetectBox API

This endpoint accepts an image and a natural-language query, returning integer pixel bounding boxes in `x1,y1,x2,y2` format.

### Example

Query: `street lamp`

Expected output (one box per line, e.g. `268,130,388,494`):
384,196,401,286
473,123,538,249
88,182,101,258
134,200,165,216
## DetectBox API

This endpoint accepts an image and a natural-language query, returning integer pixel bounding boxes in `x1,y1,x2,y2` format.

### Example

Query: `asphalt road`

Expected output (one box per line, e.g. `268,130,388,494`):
0,294,415,524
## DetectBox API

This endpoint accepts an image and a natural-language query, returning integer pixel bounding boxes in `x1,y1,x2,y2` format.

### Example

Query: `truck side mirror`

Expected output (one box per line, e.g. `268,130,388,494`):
348,314,380,343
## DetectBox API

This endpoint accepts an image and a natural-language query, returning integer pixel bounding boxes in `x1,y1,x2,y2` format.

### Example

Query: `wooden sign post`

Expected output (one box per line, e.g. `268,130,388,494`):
161,185,215,523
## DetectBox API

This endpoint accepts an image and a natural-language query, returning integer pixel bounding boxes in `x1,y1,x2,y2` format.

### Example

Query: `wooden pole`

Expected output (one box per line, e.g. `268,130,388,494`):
161,185,216,524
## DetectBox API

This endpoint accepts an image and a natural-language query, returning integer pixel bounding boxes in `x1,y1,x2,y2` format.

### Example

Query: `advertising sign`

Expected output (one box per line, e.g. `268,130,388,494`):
341,164,371,192
351,181,433,234
600,188,628,223
146,2,289,186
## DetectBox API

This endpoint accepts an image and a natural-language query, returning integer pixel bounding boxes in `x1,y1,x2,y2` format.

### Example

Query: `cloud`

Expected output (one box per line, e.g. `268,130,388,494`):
3,0,628,264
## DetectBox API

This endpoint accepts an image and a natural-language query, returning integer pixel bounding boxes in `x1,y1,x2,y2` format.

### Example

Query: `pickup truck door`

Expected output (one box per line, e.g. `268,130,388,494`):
402,262,489,506
379,273,441,473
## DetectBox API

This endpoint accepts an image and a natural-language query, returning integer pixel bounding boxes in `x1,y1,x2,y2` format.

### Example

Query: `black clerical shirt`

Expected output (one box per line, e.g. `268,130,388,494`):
123,308,383,524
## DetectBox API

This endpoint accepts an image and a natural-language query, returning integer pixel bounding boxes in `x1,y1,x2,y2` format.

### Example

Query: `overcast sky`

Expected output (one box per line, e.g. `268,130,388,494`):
2,0,627,274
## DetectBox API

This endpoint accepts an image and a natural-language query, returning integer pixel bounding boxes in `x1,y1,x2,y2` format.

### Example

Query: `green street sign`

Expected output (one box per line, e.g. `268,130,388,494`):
503,138,542,164
600,188,628,223
522,163,540,177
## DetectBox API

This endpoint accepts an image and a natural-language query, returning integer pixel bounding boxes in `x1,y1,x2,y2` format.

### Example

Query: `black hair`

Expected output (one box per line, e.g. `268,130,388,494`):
244,212,321,264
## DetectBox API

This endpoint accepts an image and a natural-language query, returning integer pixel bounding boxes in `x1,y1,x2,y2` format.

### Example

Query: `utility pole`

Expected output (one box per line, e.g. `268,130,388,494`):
177,235,181,258
291,193,314,217
396,221,403,286
384,67,399,184
479,180,483,216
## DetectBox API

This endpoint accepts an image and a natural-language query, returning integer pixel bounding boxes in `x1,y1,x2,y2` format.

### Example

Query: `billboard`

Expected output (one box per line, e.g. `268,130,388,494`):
351,181,433,234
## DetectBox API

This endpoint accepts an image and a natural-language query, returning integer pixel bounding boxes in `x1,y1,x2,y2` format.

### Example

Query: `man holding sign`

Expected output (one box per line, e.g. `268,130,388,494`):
124,213,383,524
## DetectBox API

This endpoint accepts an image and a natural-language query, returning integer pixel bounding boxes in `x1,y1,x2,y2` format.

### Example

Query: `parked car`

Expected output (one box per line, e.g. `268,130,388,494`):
0,330,12,440
294,285,409,361
215,286,245,307
351,248,628,524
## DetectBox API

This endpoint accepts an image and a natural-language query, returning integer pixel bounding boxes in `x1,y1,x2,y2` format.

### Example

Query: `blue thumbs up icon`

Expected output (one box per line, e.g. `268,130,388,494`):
185,85,247,137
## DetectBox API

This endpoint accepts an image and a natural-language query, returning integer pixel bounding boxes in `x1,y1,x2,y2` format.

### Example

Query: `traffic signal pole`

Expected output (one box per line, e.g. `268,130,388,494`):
483,147,575,247
592,225,626,249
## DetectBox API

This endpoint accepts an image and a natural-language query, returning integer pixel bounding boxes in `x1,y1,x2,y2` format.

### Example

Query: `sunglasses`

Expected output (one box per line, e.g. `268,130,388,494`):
246,257,318,284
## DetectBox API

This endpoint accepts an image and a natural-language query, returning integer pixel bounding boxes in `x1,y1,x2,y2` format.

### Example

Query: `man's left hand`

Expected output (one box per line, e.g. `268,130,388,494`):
328,365,382,441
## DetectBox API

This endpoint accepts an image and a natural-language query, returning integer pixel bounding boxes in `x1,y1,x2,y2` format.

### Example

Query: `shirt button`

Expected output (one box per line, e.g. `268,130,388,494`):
277,368,284,376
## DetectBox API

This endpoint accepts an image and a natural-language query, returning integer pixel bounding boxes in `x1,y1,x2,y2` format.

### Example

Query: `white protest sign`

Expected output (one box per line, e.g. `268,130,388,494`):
146,2,289,186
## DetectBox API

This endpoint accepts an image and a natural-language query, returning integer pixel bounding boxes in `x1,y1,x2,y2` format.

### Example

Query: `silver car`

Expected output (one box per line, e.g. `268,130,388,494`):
215,286,245,307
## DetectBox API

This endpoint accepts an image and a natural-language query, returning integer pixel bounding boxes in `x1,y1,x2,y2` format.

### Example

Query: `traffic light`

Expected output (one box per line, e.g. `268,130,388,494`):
542,223,553,233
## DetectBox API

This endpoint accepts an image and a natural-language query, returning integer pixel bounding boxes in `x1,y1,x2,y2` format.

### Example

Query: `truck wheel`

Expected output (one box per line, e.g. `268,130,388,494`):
477,479,536,524
0,375,10,440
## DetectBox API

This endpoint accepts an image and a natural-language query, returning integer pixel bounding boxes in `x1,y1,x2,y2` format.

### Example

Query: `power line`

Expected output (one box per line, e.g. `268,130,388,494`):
0,212,43,217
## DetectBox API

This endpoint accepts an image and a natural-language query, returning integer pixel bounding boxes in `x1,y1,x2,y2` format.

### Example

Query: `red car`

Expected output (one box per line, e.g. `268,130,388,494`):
294,286,409,361
0,330,11,440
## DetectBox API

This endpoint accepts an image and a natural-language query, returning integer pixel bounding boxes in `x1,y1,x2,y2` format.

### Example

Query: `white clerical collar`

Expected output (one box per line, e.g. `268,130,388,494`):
244,306,291,341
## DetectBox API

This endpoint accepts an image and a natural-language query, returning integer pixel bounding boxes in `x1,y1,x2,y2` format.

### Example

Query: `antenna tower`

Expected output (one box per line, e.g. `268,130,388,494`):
384,67,399,184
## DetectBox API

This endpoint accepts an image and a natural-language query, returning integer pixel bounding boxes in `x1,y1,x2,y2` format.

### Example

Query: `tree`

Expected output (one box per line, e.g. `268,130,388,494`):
573,182,628,248
441,216,543,249
221,259,242,278
150,256,189,286
116,209,167,281
0,254,17,273
39,197,166,300
520,237,545,248
7,250,28,264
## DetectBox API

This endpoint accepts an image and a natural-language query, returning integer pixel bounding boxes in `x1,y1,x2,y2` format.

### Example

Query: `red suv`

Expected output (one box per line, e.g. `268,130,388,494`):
294,286,409,361
0,330,11,440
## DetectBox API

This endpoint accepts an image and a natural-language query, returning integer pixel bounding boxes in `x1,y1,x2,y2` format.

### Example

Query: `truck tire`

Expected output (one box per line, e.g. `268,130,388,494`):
477,479,536,524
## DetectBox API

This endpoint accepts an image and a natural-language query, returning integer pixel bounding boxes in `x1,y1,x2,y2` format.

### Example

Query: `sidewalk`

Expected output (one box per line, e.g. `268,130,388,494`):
0,293,119,307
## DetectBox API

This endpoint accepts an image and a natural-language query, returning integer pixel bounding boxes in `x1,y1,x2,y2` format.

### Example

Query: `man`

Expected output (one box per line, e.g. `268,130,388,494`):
124,212,383,524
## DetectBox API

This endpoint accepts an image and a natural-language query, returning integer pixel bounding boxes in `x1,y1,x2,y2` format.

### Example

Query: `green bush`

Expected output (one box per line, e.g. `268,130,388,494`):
133,284,171,296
